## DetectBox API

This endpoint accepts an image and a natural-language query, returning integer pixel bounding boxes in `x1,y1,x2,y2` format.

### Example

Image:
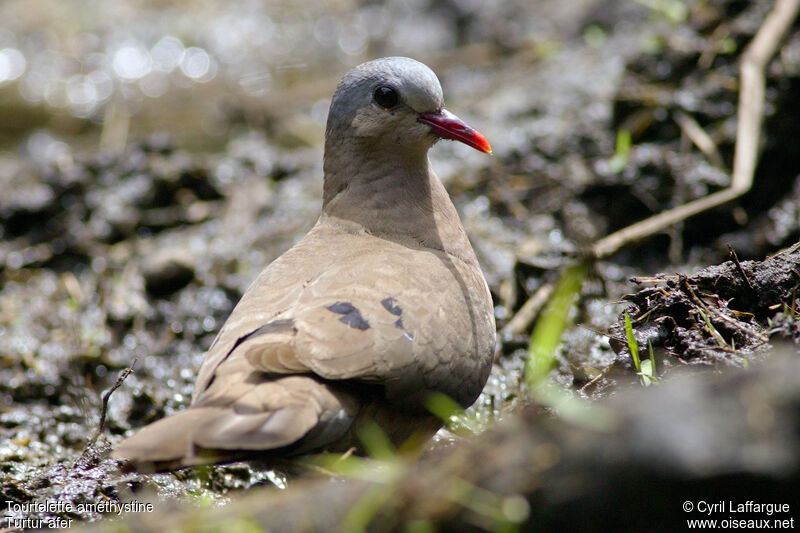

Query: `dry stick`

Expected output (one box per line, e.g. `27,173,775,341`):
79,362,136,458
504,0,800,336
698,22,732,70
591,0,800,261
674,110,725,169
71,366,135,470
727,244,754,290
577,361,617,393
500,280,554,337
630,275,676,284
683,278,768,345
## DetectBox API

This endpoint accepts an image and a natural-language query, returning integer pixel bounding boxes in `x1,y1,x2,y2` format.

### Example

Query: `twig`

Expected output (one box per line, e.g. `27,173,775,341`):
84,361,136,451
683,278,768,344
727,244,754,290
629,275,676,284
712,307,768,344
509,0,799,331
72,362,135,469
590,0,800,260
500,281,555,337
698,22,732,70
674,110,725,169
503,0,799,334
578,361,618,393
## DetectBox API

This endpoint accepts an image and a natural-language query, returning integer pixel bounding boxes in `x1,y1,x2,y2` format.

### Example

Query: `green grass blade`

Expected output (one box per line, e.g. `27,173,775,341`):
356,421,396,461
425,392,478,435
624,310,641,372
525,262,588,389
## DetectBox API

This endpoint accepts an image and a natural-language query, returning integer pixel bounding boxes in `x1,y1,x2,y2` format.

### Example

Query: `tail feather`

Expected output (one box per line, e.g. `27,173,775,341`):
193,406,316,450
111,407,226,471
112,376,358,471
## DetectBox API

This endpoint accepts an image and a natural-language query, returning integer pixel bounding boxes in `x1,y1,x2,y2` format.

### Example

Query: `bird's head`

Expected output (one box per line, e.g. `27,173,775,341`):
326,57,491,156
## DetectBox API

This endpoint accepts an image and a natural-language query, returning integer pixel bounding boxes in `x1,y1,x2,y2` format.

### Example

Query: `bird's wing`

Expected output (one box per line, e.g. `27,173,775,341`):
194,225,493,406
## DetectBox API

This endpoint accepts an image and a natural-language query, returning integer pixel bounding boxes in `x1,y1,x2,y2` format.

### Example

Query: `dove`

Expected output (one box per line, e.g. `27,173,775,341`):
113,57,495,470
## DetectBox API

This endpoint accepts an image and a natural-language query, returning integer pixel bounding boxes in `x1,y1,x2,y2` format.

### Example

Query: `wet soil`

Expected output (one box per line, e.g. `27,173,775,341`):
610,243,800,367
0,0,799,530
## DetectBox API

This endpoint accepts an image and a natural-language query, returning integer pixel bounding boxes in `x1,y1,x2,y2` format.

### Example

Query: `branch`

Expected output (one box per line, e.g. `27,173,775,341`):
590,0,800,260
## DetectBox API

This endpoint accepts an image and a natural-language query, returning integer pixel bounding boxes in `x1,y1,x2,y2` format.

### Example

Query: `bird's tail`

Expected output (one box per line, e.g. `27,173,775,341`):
111,375,359,472
111,407,246,471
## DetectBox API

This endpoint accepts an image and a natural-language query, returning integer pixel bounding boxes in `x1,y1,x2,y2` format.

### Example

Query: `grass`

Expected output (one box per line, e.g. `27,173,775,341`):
524,262,617,431
636,0,688,23
624,311,658,386
697,308,729,348
307,413,529,533
608,129,632,173
425,392,482,435
524,262,588,389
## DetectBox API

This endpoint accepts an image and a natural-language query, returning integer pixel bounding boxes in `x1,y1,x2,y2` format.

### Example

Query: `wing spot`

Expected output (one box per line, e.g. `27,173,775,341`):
328,301,356,314
327,301,370,330
381,297,403,316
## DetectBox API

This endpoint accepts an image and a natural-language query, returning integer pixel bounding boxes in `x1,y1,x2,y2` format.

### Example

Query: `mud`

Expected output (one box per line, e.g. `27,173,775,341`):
0,0,798,530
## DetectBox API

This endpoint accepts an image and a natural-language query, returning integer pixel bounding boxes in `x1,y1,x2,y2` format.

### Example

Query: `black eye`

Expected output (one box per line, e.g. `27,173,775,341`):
373,86,399,109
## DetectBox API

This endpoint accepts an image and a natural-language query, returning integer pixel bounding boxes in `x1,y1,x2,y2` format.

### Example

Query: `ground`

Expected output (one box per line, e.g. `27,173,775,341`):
0,0,799,531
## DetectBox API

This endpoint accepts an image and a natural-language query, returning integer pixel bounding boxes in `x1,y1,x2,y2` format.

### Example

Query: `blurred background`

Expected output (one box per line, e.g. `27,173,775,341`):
1,0,799,528
0,0,546,150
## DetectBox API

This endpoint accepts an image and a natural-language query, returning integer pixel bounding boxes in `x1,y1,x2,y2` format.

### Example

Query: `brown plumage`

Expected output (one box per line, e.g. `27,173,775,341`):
112,57,495,470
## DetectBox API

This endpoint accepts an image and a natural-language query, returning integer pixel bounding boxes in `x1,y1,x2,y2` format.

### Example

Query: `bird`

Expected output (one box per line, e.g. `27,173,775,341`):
112,56,496,470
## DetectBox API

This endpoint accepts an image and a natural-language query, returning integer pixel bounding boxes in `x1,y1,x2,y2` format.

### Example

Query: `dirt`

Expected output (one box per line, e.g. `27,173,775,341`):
0,0,799,530
610,243,800,366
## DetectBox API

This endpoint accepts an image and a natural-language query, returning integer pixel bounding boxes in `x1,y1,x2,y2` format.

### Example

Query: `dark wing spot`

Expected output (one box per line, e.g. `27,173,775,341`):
394,318,412,340
327,301,370,330
381,297,403,316
327,301,356,315
339,312,370,330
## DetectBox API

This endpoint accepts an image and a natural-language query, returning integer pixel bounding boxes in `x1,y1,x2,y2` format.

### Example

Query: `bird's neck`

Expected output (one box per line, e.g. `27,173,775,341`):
320,139,478,266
